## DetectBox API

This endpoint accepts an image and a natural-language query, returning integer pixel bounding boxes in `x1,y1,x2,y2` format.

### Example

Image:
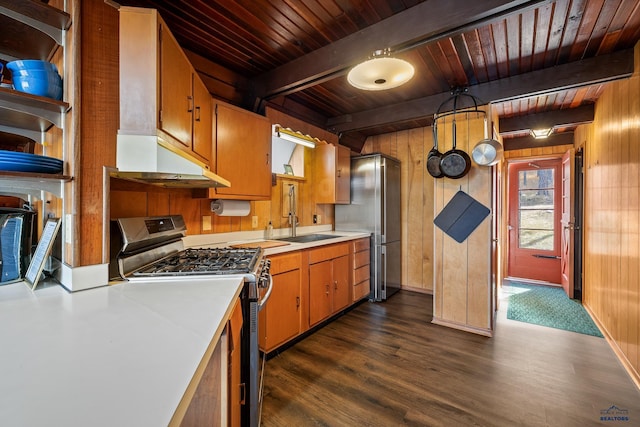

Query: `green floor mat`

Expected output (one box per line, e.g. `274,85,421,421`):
506,283,603,337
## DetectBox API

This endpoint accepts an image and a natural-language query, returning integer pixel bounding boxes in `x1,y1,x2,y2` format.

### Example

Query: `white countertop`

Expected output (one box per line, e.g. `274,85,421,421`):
0,276,243,426
185,230,371,256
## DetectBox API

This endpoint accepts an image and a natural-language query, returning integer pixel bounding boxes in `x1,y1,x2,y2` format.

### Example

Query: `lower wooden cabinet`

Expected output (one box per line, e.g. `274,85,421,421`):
259,239,366,354
351,237,371,302
228,298,243,427
308,243,350,326
259,252,302,353
180,297,242,426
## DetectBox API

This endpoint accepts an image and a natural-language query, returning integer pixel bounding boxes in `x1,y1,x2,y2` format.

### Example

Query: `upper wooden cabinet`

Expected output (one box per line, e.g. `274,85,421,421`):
119,7,210,166
192,77,213,164
209,102,271,200
314,143,351,204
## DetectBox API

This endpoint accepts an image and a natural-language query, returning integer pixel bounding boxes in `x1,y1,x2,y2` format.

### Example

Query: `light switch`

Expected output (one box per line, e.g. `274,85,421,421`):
202,215,212,231
252,216,258,228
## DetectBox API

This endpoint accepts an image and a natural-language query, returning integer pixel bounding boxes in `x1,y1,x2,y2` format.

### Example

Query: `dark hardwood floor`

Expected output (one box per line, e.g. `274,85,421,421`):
261,291,640,426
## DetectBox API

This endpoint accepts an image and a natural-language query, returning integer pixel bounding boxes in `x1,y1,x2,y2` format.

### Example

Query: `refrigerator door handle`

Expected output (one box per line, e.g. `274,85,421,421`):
380,160,386,244
380,245,387,299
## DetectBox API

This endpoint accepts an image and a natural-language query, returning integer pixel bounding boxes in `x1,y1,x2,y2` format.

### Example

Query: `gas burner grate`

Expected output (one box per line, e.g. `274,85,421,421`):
132,247,261,277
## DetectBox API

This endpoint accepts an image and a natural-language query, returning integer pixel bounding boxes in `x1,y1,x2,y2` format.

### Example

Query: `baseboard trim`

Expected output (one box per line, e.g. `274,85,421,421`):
583,303,640,391
431,317,493,337
401,285,433,295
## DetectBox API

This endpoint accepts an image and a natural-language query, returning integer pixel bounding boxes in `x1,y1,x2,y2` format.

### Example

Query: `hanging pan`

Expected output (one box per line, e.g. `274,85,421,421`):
440,116,472,179
427,121,444,178
472,117,503,166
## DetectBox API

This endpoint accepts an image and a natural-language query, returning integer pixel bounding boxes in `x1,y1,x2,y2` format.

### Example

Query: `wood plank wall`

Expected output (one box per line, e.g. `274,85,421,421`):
110,108,336,235
362,109,494,335
574,49,640,386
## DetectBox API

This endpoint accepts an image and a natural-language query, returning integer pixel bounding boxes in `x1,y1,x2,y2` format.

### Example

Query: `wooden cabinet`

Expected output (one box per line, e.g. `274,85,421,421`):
120,7,211,166
177,298,235,425
192,77,213,164
351,238,371,302
228,297,243,427
314,143,351,204
210,102,272,200
308,243,350,326
180,297,242,426
259,252,303,353
259,238,366,354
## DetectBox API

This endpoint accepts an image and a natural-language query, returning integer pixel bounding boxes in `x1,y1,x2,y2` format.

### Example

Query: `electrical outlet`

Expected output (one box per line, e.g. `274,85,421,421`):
252,215,258,228
316,215,321,224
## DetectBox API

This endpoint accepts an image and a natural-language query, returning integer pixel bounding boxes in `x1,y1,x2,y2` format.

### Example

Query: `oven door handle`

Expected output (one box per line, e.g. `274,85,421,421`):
257,274,273,311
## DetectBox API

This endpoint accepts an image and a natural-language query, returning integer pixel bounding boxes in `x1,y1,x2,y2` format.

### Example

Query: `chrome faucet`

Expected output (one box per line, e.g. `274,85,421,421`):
288,185,298,237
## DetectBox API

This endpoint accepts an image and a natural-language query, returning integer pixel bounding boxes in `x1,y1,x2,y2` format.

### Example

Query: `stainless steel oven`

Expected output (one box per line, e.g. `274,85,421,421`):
110,215,272,427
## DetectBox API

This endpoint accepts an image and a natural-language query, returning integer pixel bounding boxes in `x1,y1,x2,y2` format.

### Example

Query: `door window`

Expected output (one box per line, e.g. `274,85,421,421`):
517,168,555,250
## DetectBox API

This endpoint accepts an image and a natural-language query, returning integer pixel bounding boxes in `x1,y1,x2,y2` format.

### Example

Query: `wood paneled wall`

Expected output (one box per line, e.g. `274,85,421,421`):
361,128,434,294
432,111,493,335
363,110,494,335
575,50,640,386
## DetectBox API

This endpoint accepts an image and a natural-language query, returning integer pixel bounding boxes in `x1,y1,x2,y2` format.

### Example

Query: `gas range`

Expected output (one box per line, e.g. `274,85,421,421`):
110,215,266,281
110,215,271,427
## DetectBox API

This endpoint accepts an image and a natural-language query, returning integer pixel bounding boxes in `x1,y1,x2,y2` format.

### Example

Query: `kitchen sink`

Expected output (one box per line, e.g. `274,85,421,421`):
275,234,341,243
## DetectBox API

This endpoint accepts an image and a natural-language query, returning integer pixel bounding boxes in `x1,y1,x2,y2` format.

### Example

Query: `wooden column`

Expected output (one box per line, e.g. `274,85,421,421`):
431,107,494,336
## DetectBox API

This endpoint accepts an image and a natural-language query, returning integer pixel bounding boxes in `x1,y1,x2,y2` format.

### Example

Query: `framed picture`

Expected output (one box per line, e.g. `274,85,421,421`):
25,218,61,291
284,164,294,175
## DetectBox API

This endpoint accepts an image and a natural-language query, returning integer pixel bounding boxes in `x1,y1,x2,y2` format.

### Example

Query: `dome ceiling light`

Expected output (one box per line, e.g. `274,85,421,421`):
347,49,415,91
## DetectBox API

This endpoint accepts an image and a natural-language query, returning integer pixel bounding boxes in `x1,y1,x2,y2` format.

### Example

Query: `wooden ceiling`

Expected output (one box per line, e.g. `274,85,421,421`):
116,0,640,152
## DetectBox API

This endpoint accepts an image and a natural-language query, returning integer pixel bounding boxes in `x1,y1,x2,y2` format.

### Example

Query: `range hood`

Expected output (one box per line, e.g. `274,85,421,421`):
112,134,231,188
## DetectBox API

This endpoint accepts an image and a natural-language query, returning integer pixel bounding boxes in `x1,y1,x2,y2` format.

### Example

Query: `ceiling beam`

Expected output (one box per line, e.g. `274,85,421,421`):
251,0,549,100
499,104,594,135
503,132,574,150
327,48,634,133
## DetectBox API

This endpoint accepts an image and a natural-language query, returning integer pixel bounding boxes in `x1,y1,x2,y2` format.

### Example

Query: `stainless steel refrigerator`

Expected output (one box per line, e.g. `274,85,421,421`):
335,154,401,301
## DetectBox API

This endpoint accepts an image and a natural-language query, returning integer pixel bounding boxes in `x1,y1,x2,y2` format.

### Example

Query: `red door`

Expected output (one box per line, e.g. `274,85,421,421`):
560,149,575,297
507,159,562,283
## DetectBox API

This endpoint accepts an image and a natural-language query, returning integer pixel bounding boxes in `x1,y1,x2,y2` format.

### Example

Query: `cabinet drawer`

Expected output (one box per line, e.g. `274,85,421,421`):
268,251,301,275
353,279,370,302
353,249,370,269
352,238,370,253
353,265,370,285
308,243,349,264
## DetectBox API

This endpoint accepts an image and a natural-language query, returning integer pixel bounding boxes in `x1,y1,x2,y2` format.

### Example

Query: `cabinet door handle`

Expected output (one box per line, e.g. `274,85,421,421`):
325,284,330,295
195,105,201,122
266,152,269,165
334,280,338,290
239,382,246,405
296,296,300,308
187,95,194,113
337,168,341,178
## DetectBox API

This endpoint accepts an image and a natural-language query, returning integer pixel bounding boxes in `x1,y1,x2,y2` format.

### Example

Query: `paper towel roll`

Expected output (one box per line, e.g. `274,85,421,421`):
211,199,251,216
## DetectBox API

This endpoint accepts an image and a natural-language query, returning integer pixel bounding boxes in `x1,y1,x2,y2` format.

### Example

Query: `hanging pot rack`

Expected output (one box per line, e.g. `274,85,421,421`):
433,87,486,124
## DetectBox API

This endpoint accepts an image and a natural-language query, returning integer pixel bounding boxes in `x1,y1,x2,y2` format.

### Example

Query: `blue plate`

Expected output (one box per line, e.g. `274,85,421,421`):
0,159,62,173
0,150,63,167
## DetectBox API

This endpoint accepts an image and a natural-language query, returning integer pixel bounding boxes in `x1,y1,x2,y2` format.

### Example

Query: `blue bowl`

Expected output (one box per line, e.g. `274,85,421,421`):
12,75,62,100
10,68,62,84
6,60,59,74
